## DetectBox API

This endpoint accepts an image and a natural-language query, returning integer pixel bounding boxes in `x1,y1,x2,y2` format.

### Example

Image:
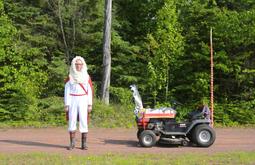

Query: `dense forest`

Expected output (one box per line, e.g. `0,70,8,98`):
0,0,254,126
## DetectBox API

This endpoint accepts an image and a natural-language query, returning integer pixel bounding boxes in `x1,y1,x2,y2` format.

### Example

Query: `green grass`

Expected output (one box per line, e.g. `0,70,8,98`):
0,151,255,165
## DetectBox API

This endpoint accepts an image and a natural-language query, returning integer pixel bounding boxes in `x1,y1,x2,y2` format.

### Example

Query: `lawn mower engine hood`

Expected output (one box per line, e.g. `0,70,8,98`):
130,84,176,119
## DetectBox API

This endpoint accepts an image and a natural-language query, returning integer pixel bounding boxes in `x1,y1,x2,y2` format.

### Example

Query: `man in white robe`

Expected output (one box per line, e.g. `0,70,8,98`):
64,56,93,150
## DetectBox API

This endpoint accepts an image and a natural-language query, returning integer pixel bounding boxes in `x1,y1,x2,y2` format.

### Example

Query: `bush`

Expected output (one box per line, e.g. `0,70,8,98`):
214,101,255,126
90,98,136,128
1,96,137,128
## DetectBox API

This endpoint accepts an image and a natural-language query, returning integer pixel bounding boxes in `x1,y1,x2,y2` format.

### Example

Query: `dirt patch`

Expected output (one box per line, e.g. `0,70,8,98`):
0,127,254,155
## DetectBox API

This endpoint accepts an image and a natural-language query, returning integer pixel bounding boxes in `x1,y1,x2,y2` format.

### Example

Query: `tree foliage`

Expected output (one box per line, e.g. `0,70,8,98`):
0,0,254,126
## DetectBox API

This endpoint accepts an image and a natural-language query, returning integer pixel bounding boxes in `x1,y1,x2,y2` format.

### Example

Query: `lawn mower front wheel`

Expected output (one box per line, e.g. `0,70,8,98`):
139,130,157,147
192,124,216,147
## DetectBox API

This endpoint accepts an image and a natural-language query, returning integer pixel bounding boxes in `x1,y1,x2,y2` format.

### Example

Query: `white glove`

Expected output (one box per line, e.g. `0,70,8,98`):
64,106,69,112
88,105,92,113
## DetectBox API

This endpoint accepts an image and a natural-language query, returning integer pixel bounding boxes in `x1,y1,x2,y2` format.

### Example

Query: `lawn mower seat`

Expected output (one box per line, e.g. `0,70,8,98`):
189,105,210,121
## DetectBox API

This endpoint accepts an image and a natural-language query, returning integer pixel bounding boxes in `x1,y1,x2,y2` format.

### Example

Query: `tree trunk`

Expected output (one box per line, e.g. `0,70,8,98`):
101,0,112,105
71,0,77,55
57,0,70,64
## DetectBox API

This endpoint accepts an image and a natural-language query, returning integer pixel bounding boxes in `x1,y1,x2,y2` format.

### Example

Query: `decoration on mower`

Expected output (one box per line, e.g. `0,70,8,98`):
130,84,216,148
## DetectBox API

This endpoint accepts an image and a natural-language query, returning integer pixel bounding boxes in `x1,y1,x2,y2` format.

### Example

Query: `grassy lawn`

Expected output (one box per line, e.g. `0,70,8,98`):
0,151,255,165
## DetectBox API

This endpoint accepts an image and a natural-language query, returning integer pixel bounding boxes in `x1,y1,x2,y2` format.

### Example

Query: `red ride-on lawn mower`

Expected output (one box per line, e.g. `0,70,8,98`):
130,85,216,148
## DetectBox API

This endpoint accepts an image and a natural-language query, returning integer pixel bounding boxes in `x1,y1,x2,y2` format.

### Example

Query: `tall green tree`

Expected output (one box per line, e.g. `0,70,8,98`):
113,0,167,105
43,0,105,96
175,0,255,104
213,6,255,102
0,0,47,121
0,0,17,120
145,0,184,105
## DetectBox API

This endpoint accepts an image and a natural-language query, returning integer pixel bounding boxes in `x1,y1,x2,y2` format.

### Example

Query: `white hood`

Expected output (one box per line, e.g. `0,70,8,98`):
69,56,89,84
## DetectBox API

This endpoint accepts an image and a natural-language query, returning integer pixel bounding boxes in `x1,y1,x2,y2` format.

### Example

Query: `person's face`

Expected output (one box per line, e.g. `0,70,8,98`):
75,59,83,72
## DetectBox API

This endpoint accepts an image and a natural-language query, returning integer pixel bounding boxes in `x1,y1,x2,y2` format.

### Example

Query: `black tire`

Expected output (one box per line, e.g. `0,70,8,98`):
192,124,216,147
139,130,157,147
137,129,143,139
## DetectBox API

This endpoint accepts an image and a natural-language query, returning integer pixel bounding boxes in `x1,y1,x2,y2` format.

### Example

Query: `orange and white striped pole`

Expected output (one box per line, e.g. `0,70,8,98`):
210,28,214,127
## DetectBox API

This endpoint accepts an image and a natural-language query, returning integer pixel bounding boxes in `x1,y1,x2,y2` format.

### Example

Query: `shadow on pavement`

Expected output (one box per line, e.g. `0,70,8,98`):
0,140,66,149
104,139,138,147
103,139,196,148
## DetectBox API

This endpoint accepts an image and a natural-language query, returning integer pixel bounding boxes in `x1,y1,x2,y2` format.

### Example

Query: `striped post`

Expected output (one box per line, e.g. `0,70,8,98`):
210,28,214,127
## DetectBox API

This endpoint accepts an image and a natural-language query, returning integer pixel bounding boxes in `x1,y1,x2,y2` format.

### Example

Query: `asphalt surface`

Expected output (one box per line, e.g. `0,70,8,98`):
0,127,254,155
